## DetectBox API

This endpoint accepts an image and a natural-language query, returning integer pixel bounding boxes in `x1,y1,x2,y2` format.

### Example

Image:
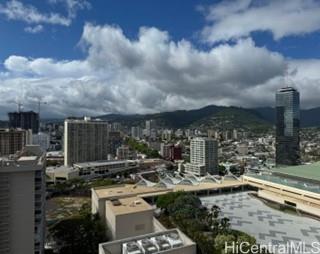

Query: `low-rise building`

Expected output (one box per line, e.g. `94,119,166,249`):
46,166,79,183
99,229,196,254
74,160,139,178
105,197,154,240
46,160,140,182
93,184,196,254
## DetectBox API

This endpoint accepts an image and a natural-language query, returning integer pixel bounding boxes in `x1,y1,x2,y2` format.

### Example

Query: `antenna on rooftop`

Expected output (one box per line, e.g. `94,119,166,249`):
283,63,296,89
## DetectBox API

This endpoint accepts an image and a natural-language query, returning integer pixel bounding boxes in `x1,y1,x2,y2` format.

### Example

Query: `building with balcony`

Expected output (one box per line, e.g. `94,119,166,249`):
185,138,218,176
0,128,32,156
64,117,109,166
0,145,46,254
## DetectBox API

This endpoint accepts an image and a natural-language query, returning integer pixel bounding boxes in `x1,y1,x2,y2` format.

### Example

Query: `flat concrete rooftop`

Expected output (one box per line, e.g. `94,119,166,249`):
94,185,170,200
94,180,245,200
74,160,134,168
106,197,153,215
272,162,320,182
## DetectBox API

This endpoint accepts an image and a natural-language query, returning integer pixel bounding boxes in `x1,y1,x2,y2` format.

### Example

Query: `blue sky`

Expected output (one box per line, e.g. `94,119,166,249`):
0,0,211,61
1,0,320,61
0,0,320,118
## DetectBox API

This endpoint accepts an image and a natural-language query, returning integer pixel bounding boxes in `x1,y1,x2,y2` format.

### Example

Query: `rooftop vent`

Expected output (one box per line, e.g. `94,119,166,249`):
111,199,121,206
134,200,142,205
138,239,158,253
123,241,142,254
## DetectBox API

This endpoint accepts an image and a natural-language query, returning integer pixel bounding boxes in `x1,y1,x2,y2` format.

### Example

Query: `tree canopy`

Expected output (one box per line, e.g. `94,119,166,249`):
156,192,257,254
49,204,107,254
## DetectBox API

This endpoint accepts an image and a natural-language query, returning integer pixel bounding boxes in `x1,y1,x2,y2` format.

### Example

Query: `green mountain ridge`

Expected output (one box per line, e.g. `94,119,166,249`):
97,105,320,130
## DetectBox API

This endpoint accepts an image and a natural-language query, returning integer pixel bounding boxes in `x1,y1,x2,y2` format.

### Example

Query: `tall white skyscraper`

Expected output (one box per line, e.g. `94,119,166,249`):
64,117,109,166
185,137,218,176
0,145,46,254
145,120,156,131
144,120,156,137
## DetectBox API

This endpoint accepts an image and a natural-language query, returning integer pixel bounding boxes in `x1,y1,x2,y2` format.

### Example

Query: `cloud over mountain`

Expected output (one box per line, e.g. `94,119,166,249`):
0,23,319,118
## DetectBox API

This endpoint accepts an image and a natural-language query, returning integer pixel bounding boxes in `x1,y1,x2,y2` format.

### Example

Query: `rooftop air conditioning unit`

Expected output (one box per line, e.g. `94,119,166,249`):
166,232,183,248
122,241,143,254
151,236,171,251
138,238,158,253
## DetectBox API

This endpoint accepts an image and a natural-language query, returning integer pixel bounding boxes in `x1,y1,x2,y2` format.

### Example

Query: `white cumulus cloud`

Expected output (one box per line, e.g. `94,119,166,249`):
24,24,44,34
0,23,319,118
0,0,71,26
201,0,320,43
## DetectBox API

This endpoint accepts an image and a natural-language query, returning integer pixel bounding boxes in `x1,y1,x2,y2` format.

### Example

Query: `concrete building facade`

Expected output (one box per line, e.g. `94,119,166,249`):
105,197,154,240
8,111,39,134
32,132,50,151
64,117,109,166
131,126,142,140
116,145,130,160
0,145,46,254
0,128,31,156
185,137,218,176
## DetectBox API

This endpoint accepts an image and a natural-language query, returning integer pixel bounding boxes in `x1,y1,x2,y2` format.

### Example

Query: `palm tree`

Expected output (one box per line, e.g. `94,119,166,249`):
219,217,230,233
205,205,221,235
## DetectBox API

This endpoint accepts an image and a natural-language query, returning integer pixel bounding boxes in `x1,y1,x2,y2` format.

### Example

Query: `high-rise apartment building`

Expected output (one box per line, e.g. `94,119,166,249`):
144,120,156,137
0,145,46,254
275,87,300,166
160,143,182,161
131,126,142,140
64,117,109,166
108,131,122,157
8,111,39,134
160,143,172,159
32,132,50,151
185,137,218,176
145,120,156,131
116,145,130,160
0,128,32,156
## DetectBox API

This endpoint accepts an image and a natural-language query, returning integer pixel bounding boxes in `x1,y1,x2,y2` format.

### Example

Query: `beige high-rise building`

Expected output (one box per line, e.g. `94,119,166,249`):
0,145,46,254
64,117,109,166
0,128,32,156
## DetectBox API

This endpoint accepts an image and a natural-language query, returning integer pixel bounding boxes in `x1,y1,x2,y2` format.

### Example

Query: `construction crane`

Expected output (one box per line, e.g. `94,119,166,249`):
11,99,47,116
37,99,47,117
14,101,23,112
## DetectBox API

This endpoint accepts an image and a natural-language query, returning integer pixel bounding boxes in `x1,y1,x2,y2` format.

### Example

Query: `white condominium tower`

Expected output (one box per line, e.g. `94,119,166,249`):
0,145,46,254
185,137,218,176
64,117,109,166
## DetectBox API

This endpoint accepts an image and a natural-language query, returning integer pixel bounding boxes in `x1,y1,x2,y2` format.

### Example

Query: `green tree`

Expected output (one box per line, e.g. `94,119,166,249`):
205,205,221,235
50,205,107,254
218,165,227,176
156,191,186,214
214,234,236,254
168,194,204,220
219,217,231,234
